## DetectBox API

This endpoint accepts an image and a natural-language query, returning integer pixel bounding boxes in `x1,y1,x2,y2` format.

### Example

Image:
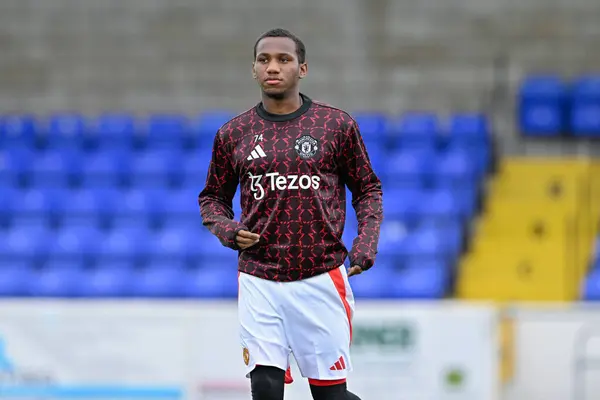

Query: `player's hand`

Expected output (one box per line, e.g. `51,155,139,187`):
348,265,363,277
236,230,260,249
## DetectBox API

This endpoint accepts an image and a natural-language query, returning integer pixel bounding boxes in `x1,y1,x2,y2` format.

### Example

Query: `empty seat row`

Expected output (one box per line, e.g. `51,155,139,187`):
1,145,487,177
0,187,477,223
1,112,490,143
0,220,463,258
519,74,600,137
0,258,451,299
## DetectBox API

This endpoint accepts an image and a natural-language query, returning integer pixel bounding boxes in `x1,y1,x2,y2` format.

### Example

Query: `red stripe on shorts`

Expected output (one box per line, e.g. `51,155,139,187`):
328,268,353,342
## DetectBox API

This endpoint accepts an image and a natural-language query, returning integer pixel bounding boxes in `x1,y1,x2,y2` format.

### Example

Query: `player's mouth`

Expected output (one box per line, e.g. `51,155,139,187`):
265,78,283,86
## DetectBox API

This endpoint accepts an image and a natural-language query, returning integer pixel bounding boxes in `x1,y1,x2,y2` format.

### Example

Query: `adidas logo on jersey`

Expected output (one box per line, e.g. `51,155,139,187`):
247,145,267,161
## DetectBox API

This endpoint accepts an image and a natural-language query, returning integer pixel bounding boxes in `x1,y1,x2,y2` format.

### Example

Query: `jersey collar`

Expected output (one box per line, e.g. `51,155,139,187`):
256,93,312,122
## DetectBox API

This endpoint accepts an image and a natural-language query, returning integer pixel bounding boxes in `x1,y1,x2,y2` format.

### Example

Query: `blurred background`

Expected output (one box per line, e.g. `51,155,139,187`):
0,0,600,399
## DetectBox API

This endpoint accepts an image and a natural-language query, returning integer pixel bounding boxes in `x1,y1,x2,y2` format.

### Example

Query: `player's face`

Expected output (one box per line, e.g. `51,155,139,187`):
253,37,307,99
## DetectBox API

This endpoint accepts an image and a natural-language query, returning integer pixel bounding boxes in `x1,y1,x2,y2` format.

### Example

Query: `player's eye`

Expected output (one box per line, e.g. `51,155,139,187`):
280,58,289,63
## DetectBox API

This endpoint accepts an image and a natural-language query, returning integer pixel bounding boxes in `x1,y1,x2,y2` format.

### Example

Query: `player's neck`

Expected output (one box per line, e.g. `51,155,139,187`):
261,92,303,115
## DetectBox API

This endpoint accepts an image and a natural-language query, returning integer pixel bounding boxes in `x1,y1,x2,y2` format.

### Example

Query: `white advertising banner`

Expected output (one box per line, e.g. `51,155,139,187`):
0,300,499,400
503,304,600,400
345,302,499,400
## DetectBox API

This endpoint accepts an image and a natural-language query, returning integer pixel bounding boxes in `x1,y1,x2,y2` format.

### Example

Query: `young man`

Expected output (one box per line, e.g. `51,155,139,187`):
198,28,383,400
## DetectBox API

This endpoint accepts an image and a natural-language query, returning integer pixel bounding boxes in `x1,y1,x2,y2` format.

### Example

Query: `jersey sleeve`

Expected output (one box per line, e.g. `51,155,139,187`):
198,131,248,250
339,119,384,270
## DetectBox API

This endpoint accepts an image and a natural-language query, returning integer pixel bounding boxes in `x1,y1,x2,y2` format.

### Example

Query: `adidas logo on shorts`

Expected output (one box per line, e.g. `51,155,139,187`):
329,356,346,371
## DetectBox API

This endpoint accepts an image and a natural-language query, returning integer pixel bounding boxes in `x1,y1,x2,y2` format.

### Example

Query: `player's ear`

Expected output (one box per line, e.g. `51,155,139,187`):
299,63,307,79
252,62,257,80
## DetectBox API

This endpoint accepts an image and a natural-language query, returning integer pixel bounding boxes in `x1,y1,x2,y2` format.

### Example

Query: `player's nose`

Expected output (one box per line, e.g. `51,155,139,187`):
265,60,280,73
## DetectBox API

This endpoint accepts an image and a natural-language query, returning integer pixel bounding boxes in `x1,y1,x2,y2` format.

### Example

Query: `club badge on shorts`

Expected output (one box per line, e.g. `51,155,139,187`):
243,347,250,365
295,135,319,159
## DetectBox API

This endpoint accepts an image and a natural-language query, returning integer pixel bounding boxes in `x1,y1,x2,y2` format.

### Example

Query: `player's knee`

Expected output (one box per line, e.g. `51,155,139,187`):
309,381,353,400
250,366,285,400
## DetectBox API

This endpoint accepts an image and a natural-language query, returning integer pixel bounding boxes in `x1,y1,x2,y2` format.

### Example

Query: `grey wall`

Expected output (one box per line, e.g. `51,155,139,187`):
0,0,598,116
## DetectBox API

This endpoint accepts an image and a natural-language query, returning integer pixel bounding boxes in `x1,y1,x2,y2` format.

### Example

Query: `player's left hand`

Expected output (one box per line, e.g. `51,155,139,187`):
348,265,363,277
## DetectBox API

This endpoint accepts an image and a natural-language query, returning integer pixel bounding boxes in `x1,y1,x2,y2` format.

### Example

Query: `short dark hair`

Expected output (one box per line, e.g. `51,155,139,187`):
253,28,306,64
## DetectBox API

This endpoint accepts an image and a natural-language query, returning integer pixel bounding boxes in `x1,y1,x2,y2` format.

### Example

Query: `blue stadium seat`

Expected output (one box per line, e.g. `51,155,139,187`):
518,75,565,136
163,187,199,217
28,148,82,187
570,75,600,137
399,229,448,263
44,113,88,149
583,269,600,301
0,187,18,226
195,111,236,147
47,226,103,261
389,260,450,299
118,188,166,222
110,216,150,233
131,261,187,298
15,188,67,218
198,229,239,265
419,188,474,221
383,188,423,225
178,150,212,187
0,146,35,186
81,149,130,187
0,261,34,297
150,226,203,261
447,112,490,147
433,149,479,189
447,142,491,177
8,215,50,233
392,112,439,149
100,227,152,261
183,266,238,298
349,264,393,298
0,226,51,261
232,191,242,219
0,114,38,149
129,149,182,188
159,214,203,233
28,262,84,297
80,261,136,298
91,113,137,149
376,220,409,257
414,225,462,262
353,112,388,141
342,230,355,254
384,149,435,188
65,188,120,226
364,143,386,176
141,114,190,149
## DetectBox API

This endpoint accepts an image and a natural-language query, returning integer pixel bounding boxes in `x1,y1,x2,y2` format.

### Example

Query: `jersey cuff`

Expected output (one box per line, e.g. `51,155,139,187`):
230,226,249,251
349,252,376,271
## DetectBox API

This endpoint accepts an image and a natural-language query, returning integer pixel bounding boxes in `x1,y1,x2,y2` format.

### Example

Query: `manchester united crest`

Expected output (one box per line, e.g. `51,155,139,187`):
243,347,250,366
294,135,319,159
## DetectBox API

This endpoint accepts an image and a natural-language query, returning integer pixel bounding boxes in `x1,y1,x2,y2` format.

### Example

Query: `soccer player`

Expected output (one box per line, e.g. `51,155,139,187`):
198,28,383,400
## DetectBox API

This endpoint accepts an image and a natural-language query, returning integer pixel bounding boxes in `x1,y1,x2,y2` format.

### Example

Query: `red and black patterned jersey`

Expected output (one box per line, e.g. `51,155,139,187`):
198,93,383,282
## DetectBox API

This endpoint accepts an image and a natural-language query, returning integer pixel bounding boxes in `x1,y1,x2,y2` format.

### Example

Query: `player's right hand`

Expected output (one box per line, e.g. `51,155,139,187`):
236,230,260,249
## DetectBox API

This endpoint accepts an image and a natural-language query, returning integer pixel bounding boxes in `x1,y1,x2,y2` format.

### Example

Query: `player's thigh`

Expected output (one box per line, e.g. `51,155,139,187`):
286,266,355,380
238,272,290,376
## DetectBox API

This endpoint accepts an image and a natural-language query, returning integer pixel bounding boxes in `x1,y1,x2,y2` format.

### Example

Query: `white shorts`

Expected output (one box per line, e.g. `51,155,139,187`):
238,266,355,383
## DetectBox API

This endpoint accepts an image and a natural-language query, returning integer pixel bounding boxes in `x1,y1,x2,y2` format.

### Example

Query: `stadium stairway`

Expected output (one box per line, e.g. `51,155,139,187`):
457,157,598,302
